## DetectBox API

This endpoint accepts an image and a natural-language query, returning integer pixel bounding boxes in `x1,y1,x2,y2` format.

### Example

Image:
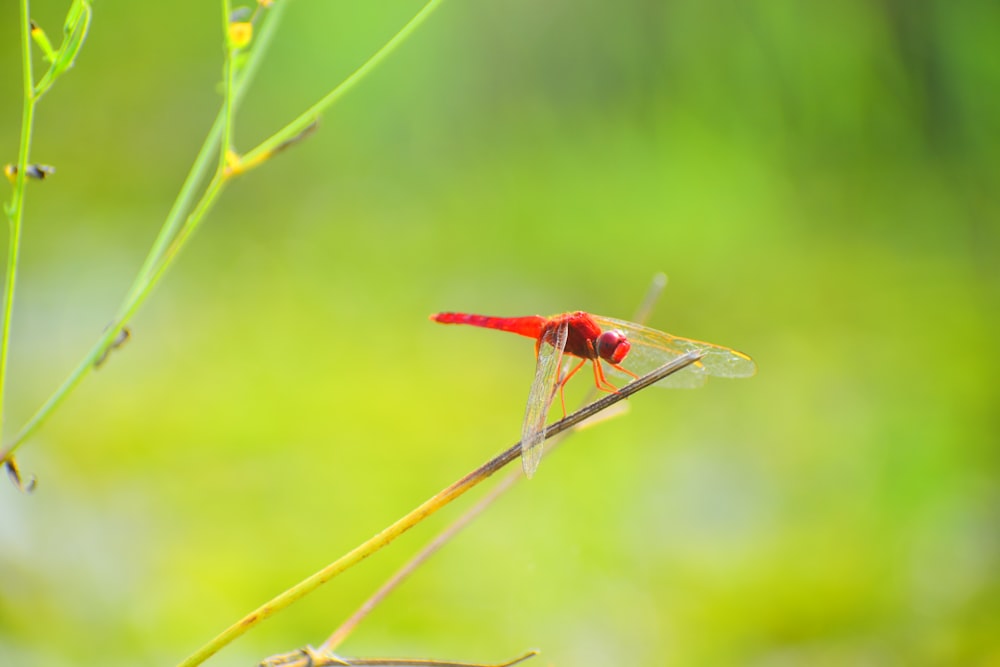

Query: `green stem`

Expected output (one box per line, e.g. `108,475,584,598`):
3,0,449,458
122,0,285,312
2,0,439,459
33,3,93,101
241,0,448,167
1,0,37,443
0,1,287,461
220,0,234,171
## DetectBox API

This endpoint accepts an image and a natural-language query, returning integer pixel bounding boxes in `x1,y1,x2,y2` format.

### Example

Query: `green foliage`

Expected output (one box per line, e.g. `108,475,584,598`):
33,0,91,99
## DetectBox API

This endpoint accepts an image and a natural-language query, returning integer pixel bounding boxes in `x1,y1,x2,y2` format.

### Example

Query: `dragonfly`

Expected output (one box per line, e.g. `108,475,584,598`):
431,311,756,478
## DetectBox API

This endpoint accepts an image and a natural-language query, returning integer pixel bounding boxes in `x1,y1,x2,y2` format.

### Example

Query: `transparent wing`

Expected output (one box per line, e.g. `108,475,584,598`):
591,315,756,389
520,320,568,478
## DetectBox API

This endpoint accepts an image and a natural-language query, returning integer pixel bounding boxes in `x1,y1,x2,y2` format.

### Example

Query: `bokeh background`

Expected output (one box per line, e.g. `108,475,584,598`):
1,1,998,665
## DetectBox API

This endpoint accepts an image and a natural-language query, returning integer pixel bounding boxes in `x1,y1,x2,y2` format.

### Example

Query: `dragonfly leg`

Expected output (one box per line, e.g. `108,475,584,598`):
558,358,588,416
591,359,620,393
582,339,618,393
608,361,640,381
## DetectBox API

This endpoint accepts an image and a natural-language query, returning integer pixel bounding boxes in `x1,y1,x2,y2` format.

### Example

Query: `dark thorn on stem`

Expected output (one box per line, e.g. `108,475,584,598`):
271,120,320,157
4,457,37,493
94,326,131,369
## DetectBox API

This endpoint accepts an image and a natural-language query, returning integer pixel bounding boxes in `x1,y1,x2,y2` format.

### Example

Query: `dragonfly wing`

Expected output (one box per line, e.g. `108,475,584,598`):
520,320,568,478
591,315,756,388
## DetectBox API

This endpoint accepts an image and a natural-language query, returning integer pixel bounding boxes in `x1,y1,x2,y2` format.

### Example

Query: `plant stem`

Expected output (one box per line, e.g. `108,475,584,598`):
335,655,538,667
176,352,702,667
239,0,448,169
0,0,38,443
262,649,537,667
220,0,234,172
0,0,444,461
0,0,289,462
124,0,285,306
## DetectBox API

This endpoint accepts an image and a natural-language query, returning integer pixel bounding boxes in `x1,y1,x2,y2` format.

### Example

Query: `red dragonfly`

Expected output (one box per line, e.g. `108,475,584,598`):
431,311,756,478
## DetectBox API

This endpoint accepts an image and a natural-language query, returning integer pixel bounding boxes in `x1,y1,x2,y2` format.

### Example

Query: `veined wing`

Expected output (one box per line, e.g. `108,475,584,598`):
520,320,568,478
591,315,756,389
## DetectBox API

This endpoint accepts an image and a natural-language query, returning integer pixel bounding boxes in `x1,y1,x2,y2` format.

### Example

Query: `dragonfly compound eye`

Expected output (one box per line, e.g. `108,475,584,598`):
596,329,630,363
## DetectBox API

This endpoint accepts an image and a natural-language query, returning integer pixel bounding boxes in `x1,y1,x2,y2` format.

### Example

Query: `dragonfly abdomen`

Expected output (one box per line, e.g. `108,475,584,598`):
431,313,545,340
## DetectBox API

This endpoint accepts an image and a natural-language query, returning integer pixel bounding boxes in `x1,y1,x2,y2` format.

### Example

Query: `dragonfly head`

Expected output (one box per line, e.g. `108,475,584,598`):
596,329,630,364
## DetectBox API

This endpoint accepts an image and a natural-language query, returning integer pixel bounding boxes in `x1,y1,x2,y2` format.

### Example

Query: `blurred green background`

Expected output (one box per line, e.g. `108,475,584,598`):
1,1,998,665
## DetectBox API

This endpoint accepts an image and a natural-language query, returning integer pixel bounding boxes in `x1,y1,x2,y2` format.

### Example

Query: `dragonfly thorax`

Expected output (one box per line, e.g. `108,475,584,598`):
595,329,630,364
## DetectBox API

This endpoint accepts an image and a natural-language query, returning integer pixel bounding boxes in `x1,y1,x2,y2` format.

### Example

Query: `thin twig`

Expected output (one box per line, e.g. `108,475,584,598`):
239,0,448,167
260,647,537,667
0,0,44,491
1,0,38,449
177,351,702,667
631,272,668,328
334,654,538,666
